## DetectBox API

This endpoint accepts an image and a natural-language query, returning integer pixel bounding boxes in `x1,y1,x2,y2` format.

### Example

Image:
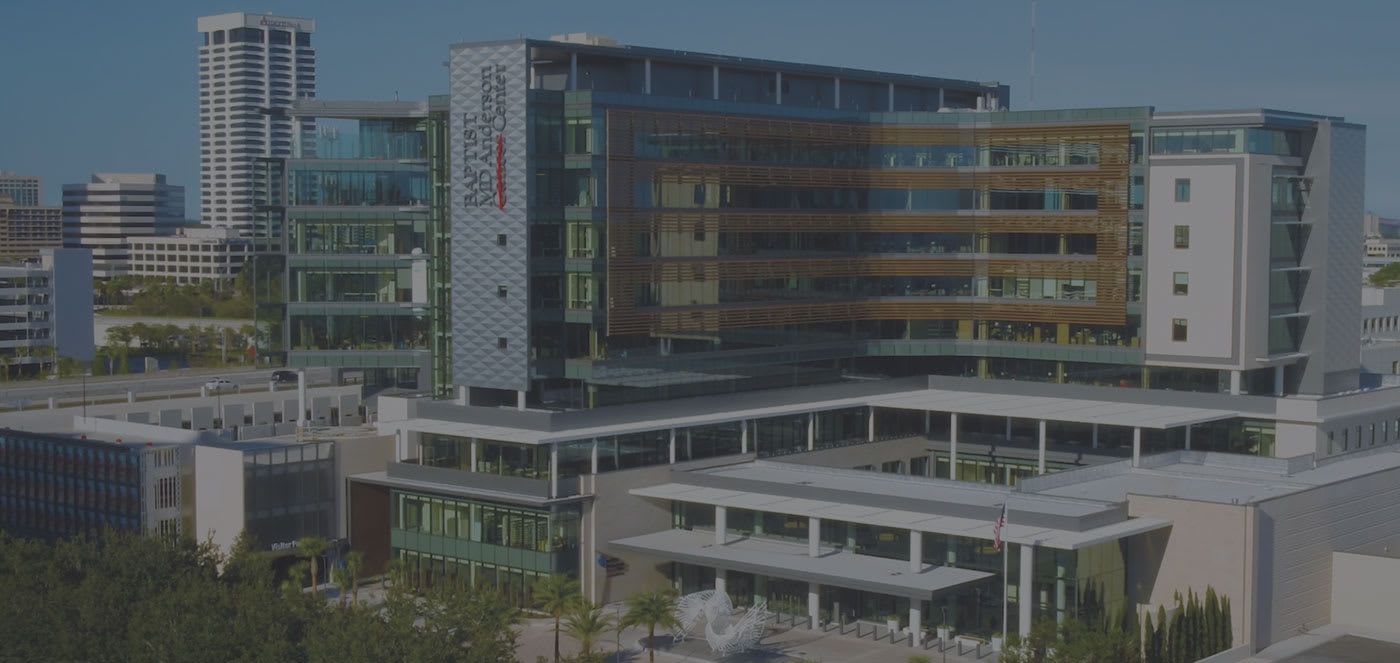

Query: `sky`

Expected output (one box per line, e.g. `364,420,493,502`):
3,0,1400,218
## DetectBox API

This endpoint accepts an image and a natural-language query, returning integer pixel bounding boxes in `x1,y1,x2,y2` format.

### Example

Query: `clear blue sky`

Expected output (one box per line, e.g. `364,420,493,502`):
4,0,1399,218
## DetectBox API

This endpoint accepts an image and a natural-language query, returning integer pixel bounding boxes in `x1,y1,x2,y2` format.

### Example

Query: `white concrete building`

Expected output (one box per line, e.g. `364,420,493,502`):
0,248,94,372
61,173,184,279
127,225,252,285
196,12,316,236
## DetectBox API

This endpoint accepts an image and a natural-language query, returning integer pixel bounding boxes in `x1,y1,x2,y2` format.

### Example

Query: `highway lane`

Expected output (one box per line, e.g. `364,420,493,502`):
0,366,335,407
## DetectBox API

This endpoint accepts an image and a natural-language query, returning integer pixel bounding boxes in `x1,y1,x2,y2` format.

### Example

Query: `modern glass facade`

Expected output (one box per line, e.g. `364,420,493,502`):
0,432,142,539
264,100,452,394
501,44,1148,408
243,442,335,550
389,489,581,607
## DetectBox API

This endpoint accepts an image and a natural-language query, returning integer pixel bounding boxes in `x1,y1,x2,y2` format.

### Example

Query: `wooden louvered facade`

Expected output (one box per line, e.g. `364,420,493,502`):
603,109,1135,336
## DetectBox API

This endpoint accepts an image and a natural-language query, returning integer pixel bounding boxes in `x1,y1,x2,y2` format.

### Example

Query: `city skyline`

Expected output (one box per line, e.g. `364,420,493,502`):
3,0,1400,219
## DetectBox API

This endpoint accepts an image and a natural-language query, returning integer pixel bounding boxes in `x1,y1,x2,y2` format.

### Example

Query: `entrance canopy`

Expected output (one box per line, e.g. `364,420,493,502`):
612,529,993,600
870,389,1241,429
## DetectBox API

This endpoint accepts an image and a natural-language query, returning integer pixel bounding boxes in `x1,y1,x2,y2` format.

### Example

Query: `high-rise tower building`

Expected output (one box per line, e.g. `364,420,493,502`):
196,12,316,236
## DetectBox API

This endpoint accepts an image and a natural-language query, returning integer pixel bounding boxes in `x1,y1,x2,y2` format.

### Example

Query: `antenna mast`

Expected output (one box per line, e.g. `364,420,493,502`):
1030,0,1037,110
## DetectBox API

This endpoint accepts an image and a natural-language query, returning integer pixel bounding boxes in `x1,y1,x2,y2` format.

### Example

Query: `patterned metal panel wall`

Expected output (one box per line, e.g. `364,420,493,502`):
1321,122,1365,384
449,41,530,392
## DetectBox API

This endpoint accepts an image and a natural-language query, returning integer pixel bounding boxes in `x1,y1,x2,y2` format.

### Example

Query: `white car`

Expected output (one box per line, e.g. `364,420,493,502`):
204,378,238,393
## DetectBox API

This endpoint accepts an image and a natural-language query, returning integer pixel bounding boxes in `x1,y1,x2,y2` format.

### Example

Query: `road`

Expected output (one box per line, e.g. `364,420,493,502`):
0,366,334,407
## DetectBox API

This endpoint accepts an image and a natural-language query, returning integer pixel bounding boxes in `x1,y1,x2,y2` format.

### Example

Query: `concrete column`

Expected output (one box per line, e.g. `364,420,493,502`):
938,87,945,109
669,428,677,464
456,385,467,405
775,71,782,104
909,604,922,646
1091,423,1099,449
715,570,726,595
712,65,719,100
296,370,308,427
808,517,820,557
1037,419,1047,475
1229,370,1242,395
590,438,598,474
569,52,578,91
741,420,750,454
923,410,931,435
1184,425,1192,451
949,413,959,480
126,390,135,404
1005,417,1012,440
549,445,559,498
887,82,894,111
47,397,56,409
909,530,923,573
808,582,821,629
1019,545,1034,636
469,439,478,473
807,412,815,451
833,77,841,109
644,58,651,94
715,506,727,545
516,390,526,410
867,406,876,443
1132,427,1142,467
1274,365,1285,396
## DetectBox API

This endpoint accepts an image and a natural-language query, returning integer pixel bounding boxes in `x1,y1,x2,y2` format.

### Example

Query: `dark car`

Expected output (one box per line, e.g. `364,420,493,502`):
273,370,299,384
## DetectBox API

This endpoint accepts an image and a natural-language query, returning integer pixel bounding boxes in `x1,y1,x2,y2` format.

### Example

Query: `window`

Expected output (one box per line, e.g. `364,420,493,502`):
1173,272,1189,295
497,285,508,298
496,233,508,246
1175,178,1191,202
1173,225,1190,249
497,337,508,349
1172,318,1188,342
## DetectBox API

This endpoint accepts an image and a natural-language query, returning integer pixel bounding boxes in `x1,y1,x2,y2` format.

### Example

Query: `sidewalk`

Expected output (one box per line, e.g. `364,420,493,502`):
515,606,999,663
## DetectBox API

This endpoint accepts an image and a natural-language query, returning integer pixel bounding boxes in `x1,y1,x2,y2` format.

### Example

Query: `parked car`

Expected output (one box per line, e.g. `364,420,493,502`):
272,370,298,384
204,378,237,393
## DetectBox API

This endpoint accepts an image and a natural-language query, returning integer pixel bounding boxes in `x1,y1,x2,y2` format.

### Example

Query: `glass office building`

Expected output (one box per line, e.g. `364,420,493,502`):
452,37,1361,409
260,99,452,394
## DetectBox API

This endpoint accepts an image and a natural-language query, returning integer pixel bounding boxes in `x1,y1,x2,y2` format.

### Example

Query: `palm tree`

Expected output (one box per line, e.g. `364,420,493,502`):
296,536,329,600
345,551,364,607
564,602,613,663
622,589,681,663
534,574,581,662
331,565,351,607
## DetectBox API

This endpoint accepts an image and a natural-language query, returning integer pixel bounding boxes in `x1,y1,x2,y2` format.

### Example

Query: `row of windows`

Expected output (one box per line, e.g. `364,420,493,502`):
203,28,311,47
1327,419,1400,455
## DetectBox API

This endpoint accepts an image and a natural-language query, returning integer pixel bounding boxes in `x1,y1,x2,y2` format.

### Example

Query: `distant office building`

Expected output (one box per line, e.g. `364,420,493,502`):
62,173,184,279
0,248,94,374
126,226,252,285
196,12,317,236
256,98,450,394
1363,212,1400,280
0,195,62,261
0,172,42,207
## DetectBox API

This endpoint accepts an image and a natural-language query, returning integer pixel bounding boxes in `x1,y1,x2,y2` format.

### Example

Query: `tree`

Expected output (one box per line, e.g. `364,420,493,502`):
535,574,582,662
297,536,329,600
564,602,613,663
1370,262,1400,288
622,589,681,663
345,550,365,607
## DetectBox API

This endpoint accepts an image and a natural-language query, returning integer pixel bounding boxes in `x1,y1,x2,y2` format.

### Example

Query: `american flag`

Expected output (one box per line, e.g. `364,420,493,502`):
993,503,1008,552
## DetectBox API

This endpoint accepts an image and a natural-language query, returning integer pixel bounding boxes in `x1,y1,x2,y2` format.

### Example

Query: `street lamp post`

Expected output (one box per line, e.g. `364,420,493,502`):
81,370,90,418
